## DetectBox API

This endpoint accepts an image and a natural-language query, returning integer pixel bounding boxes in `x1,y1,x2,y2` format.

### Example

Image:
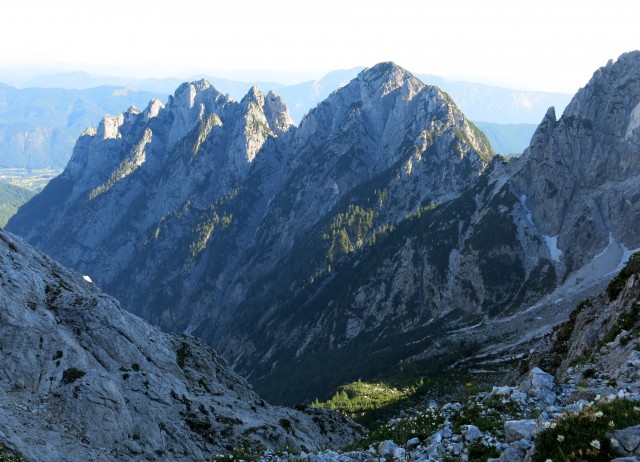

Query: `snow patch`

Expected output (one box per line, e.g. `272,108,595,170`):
521,194,562,262
543,235,562,262
625,100,640,140
520,194,533,225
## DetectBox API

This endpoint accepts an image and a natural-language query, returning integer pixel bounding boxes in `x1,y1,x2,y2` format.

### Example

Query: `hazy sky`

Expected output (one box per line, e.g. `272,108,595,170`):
0,0,638,92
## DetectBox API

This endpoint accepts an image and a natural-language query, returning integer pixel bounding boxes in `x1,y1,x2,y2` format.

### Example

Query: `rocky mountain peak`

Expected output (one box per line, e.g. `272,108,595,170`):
142,98,164,121
524,106,557,151
241,84,265,106
166,79,230,149
356,61,424,101
96,113,124,140
509,51,640,277
264,90,294,135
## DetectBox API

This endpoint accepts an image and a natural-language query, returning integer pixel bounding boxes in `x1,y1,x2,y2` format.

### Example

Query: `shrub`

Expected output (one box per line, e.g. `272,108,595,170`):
0,448,31,462
468,442,500,462
176,342,190,369
279,418,292,430
358,408,444,447
607,253,640,300
61,367,86,385
534,398,640,462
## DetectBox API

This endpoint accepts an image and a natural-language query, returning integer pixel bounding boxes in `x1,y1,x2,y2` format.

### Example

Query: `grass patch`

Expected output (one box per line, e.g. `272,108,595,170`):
347,407,444,450
534,398,640,462
312,381,410,418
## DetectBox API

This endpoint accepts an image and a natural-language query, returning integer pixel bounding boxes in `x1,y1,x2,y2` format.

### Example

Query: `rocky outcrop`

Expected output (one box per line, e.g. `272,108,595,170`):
0,230,362,462
510,51,640,273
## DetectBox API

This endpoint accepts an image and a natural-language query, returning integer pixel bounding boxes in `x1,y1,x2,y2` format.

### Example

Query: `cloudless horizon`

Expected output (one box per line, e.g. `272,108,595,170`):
1,0,638,93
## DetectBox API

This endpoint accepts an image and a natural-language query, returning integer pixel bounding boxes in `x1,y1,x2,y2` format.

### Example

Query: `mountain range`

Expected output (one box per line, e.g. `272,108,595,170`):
8,51,640,406
0,69,571,171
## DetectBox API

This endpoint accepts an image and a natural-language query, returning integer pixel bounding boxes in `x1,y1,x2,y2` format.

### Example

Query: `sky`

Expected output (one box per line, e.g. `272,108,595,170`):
0,0,638,93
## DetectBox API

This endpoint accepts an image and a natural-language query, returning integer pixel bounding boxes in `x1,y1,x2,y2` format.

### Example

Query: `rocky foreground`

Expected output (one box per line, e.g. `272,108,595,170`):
224,255,640,462
0,229,362,462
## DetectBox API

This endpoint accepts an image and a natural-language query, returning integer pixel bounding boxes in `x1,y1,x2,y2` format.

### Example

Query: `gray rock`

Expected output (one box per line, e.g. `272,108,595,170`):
450,442,463,455
520,368,556,404
428,431,443,444
614,425,640,455
406,437,421,448
378,440,398,457
497,447,525,462
462,424,484,442
504,420,537,443
0,230,362,462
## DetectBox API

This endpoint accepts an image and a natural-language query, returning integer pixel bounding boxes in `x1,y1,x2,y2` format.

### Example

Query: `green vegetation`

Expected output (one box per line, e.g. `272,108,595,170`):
89,132,151,200
0,447,31,462
0,181,35,227
324,205,376,262
193,113,222,158
541,299,592,373
359,408,444,448
313,381,410,418
600,300,640,346
189,210,233,258
450,393,528,437
468,442,500,462
607,252,640,300
534,398,640,462
176,342,190,369
208,443,271,462
61,367,86,384
188,189,239,259
0,168,62,192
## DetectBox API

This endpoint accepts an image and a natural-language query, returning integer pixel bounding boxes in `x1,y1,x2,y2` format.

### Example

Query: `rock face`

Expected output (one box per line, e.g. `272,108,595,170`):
510,51,640,273
7,53,640,404
0,230,362,462
7,62,494,401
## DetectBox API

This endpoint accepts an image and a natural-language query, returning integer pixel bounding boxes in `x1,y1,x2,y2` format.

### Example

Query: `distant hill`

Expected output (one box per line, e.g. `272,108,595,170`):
0,69,571,169
0,180,34,227
0,84,165,168
474,122,538,155
418,74,573,125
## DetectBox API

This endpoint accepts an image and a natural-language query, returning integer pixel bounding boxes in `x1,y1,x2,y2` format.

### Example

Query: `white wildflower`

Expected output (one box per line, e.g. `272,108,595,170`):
557,435,565,442
590,439,601,450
